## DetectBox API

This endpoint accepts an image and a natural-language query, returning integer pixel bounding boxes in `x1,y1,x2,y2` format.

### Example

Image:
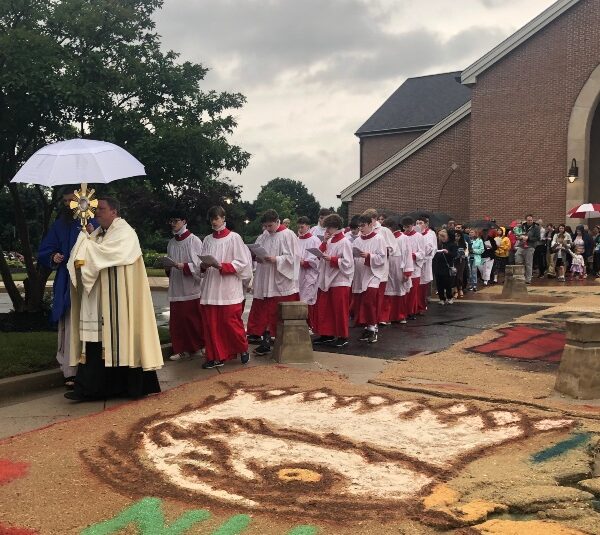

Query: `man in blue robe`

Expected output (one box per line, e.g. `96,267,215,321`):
38,192,96,387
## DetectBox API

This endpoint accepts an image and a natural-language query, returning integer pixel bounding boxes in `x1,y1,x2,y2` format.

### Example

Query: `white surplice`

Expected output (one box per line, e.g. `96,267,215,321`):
252,226,299,298
297,232,322,305
403,230,426,280
351,232,387,293
420,228,438,284
200,229,253,305
166,232,203,302
386,232,414,297
318,231,354,290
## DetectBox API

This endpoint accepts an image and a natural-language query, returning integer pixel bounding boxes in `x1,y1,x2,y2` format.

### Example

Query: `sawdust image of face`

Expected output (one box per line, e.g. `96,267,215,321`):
84,384,572,520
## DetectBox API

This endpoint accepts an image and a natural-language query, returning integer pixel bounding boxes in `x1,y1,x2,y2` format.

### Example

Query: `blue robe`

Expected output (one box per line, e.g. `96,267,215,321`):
38,217,98,323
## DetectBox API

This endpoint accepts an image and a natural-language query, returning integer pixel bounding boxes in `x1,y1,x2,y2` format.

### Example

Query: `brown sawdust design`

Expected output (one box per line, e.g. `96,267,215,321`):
80,382,574,527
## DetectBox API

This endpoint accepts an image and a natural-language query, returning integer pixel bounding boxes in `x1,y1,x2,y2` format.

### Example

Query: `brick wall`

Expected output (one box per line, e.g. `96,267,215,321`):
360,131,426,176
348,116,471,222
469,0,600,225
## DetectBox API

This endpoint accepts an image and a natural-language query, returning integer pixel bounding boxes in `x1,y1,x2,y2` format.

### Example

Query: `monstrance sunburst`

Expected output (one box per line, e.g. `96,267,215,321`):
69,183,98,229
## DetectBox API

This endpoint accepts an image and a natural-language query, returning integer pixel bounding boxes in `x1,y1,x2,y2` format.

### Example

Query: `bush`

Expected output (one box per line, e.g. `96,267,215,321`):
142,250,163,268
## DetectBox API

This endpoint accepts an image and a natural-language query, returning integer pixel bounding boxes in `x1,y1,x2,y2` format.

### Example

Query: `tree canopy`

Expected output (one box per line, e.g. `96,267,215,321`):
0,0,250,311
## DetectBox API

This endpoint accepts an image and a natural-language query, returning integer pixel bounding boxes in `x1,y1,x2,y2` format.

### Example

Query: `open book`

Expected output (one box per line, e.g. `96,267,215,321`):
306,247,324,259
246,244,269,260
199,255,220,268
153,256,177,269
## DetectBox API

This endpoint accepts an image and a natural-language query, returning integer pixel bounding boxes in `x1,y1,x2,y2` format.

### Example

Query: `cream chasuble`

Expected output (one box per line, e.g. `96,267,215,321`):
67,218,164,371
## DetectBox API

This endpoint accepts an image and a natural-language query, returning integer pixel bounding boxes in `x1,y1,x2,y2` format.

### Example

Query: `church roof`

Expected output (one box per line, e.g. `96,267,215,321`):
461,0,581,84
355,72,472,137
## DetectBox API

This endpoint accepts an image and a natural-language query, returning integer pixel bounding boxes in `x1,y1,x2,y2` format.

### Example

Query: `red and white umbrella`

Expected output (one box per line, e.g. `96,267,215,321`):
567,203,600,218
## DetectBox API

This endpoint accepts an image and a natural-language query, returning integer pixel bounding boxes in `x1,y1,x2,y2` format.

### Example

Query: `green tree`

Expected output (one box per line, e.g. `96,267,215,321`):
260,178,321,223
245,189,296,238
0,0,250,312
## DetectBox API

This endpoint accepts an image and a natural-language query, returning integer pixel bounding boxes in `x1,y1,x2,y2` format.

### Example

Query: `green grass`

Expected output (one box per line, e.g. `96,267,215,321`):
0,327,171,380
0,331,59,378
146,268,167,277
10,272,56,282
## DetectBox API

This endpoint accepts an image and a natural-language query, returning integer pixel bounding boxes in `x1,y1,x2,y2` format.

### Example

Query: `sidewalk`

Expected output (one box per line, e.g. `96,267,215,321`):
0,351,389,440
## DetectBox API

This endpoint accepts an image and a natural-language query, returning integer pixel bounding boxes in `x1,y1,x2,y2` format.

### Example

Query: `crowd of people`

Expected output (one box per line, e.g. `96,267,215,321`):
39,195,600,393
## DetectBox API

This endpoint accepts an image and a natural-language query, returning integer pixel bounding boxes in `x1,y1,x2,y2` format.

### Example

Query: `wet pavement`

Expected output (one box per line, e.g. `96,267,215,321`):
314,301,546,359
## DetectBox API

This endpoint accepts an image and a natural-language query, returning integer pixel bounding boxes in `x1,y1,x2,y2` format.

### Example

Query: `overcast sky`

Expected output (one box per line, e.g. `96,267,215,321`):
154,0,555,208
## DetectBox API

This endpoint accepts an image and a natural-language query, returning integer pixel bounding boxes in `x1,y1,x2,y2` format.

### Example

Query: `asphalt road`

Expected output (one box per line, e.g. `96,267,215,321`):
314,301,545,359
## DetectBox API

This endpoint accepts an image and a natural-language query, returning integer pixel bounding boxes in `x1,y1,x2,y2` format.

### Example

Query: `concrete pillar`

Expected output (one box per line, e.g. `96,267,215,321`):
501,265,528,298
272,302,314,364
555,319,600,399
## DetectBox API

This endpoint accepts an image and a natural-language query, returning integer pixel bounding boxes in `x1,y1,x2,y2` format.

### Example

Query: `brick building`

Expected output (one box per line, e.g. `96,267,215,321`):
340,0,600,226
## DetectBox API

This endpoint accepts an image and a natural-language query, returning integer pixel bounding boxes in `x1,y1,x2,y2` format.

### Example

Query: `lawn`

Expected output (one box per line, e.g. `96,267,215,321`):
0,331,59,378
0,327,171,379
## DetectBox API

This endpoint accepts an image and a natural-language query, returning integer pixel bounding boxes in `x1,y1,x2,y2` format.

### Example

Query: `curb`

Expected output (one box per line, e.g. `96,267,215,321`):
0,343,173,404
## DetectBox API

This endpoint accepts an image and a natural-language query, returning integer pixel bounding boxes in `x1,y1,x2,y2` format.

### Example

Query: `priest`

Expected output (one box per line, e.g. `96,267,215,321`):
65,197,163,401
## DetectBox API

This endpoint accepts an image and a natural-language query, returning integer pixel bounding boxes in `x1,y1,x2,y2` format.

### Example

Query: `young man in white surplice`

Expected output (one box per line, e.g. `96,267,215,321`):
246,209,300,356
296,216,322,330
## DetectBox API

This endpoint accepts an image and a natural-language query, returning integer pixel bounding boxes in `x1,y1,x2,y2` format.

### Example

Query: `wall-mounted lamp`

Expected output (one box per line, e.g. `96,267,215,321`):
567,158,579,183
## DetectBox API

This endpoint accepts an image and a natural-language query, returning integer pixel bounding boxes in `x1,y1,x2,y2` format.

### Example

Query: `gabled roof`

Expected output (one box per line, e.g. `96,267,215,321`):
340,101,471,202
461,0,581,84
355,72,471,137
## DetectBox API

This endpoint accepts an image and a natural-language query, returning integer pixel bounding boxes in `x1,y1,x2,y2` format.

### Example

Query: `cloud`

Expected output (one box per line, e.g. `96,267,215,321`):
156,0,507,89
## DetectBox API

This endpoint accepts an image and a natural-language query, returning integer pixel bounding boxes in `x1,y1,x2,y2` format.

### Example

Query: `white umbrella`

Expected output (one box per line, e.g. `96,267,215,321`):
11,138,145,186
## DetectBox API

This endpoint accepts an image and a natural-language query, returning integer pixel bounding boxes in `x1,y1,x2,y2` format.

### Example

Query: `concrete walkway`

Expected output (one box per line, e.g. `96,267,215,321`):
0,352,389,440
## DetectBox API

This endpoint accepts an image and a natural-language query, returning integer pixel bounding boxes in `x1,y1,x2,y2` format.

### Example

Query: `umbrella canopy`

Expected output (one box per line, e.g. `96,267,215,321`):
465,219,499,230
11,139,145,186
397,210,452,229
567,203,600,219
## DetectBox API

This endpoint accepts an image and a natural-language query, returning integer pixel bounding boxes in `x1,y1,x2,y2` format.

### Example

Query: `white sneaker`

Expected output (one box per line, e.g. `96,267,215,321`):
191,348,206,358
169,352,191,361
400,319,407,324
439,301,446,306
447,298,455,305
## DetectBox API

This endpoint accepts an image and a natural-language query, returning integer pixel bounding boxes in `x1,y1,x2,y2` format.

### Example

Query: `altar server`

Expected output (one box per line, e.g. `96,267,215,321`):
246,209,300,356
312,214,354,348
165,210,204,361
351,214,387,343
199,206,253,368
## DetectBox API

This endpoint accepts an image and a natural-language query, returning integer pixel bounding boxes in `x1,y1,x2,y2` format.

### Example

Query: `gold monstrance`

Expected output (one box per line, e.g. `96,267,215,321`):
69,183,98,230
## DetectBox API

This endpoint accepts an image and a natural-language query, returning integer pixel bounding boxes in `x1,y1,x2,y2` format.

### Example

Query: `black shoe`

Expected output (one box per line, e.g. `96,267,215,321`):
64,391,84,401
64,377,76,390
247,334,262,344
240,352,250,364
332,337,348,348
313,336,335,345
378,322,390,327
254,344,271,356
214,360,224,367
367,331,378,344
359,329,370,341
202,360,218,369
408,314,417,320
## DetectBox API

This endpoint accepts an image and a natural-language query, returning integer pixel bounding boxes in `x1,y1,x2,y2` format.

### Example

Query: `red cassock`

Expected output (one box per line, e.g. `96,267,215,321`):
247,293,300,337
351,286,380,326
315,286,350,338
418,283,431,313
170,299,205,354
200,302,247,361
388,295,407,322
406,277,421,315
378,281,391,322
